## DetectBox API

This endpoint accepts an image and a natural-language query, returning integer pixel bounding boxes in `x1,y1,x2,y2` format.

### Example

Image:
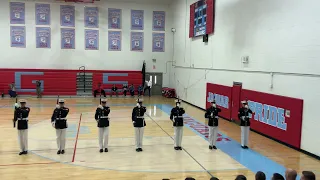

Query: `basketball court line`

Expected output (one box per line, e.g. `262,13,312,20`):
72,113,82,162
0,162,57,167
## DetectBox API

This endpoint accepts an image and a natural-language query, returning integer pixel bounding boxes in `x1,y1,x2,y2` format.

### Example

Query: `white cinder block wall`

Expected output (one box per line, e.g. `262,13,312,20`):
0,0,173,86
170,0,320,156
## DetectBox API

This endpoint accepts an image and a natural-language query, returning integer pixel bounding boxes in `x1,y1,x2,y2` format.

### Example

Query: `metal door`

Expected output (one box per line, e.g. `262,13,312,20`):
145,73,163,95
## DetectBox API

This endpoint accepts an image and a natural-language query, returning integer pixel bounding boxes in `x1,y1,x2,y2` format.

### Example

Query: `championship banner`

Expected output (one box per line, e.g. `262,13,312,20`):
10,26,26,48
108,31,121,51
60,5,75,27
85,29,99,50
35,4,50,25
10,2,25,24
36,27,51,48
131,32,143,52
61,28,75,49
152,11,165,31
152,33,165,52
131,10,144,30
108,8,121,29
84,7,99,28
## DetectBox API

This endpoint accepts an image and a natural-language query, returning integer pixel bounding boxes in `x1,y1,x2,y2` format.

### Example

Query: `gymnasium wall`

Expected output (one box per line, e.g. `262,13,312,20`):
0,0,173,87
170,0,320,156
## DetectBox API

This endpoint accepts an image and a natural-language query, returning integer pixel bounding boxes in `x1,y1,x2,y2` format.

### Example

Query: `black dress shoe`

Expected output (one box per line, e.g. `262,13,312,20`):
57,150,61,154
61,150,65,154
136,148,140,152
104,148,108,152
19,152,24,155
178,147,182,150
23,151,28,154
241,146,245,149
138,148,143,151
99,149,103,153
209,146,213,149
174,147,179,150
244,146,249,149
212,146,217,150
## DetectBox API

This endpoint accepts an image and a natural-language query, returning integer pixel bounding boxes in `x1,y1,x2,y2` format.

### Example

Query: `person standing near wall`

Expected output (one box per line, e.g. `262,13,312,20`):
9,82,17,98
144,80,152,97
205,100,221,150
129,84,135,97
13,99,30,155
123,84,128,97
51,99,69,155
138,85,143,97
238,101,253,149
36,80,42,98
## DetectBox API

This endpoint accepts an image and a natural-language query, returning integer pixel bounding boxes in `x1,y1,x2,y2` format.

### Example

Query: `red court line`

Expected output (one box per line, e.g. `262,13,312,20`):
0,162,57,167
71,113,82,162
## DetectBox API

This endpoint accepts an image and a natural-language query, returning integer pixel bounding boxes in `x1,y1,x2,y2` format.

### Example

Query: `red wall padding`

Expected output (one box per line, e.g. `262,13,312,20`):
206,83,232,119
0,68,142,96
206,82,303,148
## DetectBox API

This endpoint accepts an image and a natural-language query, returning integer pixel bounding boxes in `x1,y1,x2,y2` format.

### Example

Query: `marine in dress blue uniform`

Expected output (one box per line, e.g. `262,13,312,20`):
170,99,185,150
238,101,253,149
132,99,146,152
95,99,110,153
204,100,221,150
14,99,30,155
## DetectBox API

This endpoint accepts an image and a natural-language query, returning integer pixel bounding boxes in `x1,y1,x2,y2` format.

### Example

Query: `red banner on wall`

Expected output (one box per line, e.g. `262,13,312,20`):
241,89,303,148
189,3,195,38
206,83,232,119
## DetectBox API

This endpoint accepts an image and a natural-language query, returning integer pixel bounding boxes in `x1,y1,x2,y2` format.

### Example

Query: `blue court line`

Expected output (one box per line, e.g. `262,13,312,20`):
156,104,296,179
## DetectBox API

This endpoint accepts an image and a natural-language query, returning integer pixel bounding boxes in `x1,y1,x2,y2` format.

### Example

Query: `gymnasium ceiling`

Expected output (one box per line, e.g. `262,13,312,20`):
22,0,174,5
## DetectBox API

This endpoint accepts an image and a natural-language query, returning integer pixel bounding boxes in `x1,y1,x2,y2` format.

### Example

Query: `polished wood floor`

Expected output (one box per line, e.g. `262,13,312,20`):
0,96,319,180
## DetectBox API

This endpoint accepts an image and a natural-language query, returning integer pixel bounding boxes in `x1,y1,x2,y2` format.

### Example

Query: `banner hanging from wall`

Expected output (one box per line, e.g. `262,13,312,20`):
61,28,75,49
108,31,121,51
152,11,165,31
108,8,121,29
35,3,50,25
131,10,144,30
36,27,51,48
84,7,99,28
152,33,165,52
10,2,25,24
85,29,99,50
60,5,75,27
10,26,26,48
131,32,143,52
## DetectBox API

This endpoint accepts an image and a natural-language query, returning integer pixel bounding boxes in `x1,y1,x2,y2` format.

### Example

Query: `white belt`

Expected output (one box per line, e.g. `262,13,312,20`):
18,118,28,120
137,116,144,118
175,116,184,118
56,118,66,120
100,116,109,119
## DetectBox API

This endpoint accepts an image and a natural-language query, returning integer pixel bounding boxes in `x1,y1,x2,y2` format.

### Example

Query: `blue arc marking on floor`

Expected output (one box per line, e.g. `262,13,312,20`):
156,104,297,179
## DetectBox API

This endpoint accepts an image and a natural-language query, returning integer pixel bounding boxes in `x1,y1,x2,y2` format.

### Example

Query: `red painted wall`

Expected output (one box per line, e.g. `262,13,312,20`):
0,68,142,95
206,82,304,149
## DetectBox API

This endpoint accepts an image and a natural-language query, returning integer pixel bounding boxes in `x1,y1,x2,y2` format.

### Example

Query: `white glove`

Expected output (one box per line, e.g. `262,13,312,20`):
98,105,103,109
210,113,214,117
56,105,60,109
14,103,19,108
132,121,135,124
136,103,140,108
51,122,55,128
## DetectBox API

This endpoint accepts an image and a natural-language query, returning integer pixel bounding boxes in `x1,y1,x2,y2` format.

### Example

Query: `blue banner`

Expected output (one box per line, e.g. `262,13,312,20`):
85,29,99,50
108,31,121,51
131,10,144,30
60,5,75,27
152,33,165,52
131,32,143,52
36,27,51,48
61,28,75,49
35,3,50,25
108,8,121,29
10,2,25,24
84,7,99,28
10,26,26,48
153,11,165,31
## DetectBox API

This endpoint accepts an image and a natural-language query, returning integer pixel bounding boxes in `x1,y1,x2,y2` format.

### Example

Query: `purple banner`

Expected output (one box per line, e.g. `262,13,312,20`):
84,7,99,28
10,2,25,24
10,26,26,48
36,27,51,48
60,5,75,27
85,29,99,50
108,8,121,29
61,28,75,49
35,4,50,25
152,33,165,52
108,31,121,51
153,11,165,31
131,32,143,52
131,10,144,30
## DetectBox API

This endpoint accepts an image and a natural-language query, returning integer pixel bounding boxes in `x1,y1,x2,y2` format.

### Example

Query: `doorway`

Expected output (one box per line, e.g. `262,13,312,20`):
145,72,163,95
